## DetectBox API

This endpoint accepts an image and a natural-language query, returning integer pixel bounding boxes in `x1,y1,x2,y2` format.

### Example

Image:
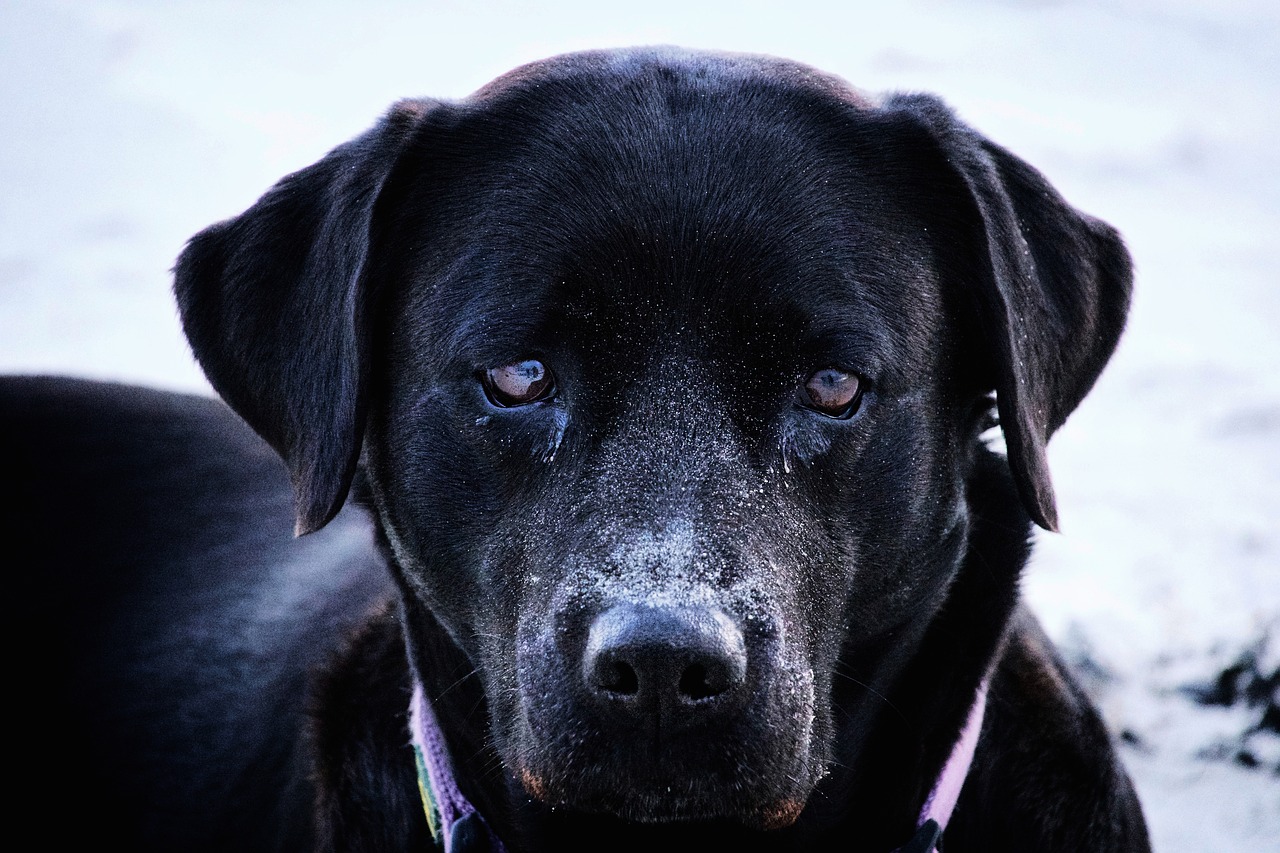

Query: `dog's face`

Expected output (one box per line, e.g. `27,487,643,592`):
365,83,975,823
174,48,1130,831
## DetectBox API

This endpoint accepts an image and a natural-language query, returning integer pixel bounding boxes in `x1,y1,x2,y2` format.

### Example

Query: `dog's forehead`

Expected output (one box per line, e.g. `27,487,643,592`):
397,48,949,380
470,46,872,107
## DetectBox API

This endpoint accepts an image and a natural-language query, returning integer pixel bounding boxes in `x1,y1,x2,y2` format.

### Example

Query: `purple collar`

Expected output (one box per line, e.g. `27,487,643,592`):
409,683,509,853
410,677,989,852
897,675,990,852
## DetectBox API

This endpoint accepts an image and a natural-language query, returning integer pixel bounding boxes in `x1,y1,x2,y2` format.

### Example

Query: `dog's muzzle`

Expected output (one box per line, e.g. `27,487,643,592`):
509,592,820,828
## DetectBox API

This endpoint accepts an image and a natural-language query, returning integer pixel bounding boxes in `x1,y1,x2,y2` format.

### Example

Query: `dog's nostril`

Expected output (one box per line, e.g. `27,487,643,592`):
597,658,640,696
679,662,727,701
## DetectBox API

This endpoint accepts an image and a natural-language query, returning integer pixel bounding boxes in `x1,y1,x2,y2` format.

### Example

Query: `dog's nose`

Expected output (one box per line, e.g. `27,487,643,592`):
583,604,747,727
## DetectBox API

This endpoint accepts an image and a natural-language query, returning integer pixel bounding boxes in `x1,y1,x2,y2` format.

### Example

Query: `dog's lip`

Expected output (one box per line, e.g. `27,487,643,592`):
515,753,817,828
518,762,808,830
757,798,806,830
519,766,549,802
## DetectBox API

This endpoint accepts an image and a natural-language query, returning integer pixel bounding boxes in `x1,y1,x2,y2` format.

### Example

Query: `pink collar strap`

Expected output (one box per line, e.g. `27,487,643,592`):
897,675,990,852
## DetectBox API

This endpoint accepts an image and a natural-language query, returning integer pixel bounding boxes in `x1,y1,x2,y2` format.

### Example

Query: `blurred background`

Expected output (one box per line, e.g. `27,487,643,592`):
3,1,1276,848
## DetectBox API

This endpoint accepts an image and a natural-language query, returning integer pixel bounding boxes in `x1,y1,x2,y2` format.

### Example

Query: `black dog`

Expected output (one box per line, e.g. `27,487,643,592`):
7,47,1151,851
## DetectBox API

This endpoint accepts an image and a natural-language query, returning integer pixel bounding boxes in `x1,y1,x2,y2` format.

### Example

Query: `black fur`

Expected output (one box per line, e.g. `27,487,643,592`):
6,47,1149,851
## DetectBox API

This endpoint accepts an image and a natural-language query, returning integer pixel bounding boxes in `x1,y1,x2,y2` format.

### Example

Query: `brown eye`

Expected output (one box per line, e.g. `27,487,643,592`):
799,368,863,418
483,359,555,407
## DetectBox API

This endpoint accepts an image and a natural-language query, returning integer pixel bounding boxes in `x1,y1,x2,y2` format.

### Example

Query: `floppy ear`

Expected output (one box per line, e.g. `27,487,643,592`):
174,99,435,536
884,94,1133,532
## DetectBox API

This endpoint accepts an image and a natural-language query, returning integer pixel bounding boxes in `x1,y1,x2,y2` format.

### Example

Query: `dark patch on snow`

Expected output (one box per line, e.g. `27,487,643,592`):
1119,727,1154,755
1180,634,1280,774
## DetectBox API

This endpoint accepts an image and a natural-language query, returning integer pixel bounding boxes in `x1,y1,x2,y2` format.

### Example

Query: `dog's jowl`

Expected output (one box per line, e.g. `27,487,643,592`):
7,47,1151,851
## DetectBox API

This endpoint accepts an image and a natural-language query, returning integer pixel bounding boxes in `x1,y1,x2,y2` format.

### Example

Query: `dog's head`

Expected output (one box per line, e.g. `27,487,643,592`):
174,48,1130,830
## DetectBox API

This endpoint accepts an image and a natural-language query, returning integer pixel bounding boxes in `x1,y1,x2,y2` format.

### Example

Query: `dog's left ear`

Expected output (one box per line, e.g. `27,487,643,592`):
174,99,435,536
883,94,1133,532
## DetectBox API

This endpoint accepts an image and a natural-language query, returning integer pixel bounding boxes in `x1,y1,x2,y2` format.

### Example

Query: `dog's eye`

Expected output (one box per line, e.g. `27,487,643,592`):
798,368,863,418
482,360,556,407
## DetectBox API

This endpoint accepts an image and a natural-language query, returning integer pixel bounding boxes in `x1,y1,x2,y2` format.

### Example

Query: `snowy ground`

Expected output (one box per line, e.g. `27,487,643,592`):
3,1,1276,849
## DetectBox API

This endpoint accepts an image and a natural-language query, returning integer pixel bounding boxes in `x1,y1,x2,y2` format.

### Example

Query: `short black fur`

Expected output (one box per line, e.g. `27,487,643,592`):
6,47,1149,852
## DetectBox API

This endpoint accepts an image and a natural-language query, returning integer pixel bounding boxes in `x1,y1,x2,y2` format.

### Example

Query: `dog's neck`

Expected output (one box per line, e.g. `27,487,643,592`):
391,448,1029,852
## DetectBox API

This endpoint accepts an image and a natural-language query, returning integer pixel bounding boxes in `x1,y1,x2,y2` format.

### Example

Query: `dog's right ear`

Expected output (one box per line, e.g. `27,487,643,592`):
174,99,435,536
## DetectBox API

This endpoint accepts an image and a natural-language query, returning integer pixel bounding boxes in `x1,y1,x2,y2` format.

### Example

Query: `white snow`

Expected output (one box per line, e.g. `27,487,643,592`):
3,1,1276,848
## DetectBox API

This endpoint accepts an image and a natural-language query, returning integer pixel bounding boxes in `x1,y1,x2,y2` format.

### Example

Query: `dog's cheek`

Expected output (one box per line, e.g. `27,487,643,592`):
370,390,585,733
365,389,542,628
814,398,970,637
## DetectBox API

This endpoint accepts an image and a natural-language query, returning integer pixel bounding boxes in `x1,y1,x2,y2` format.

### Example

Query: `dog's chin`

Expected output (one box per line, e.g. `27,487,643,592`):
517,763,813,831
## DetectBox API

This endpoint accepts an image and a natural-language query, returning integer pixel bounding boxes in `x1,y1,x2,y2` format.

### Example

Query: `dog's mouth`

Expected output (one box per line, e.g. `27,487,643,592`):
516,759,814,830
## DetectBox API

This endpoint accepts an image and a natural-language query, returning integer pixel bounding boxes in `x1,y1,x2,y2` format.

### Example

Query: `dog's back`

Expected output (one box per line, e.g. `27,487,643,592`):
5,376,391,849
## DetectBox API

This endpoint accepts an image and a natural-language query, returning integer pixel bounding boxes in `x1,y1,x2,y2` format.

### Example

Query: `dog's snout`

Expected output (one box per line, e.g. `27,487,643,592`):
583,604,747,725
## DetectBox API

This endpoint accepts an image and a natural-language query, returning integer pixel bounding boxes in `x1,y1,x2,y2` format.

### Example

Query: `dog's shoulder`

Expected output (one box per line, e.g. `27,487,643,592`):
949,606,1151,851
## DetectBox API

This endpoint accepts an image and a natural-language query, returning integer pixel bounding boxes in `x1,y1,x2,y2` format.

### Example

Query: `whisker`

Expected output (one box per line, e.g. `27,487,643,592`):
432,667,482,701
833,669,910,724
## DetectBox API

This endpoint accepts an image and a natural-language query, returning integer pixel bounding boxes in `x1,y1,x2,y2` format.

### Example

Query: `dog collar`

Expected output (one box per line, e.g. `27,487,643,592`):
410,683,508,853
897,675,990,852
410,676,987,853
